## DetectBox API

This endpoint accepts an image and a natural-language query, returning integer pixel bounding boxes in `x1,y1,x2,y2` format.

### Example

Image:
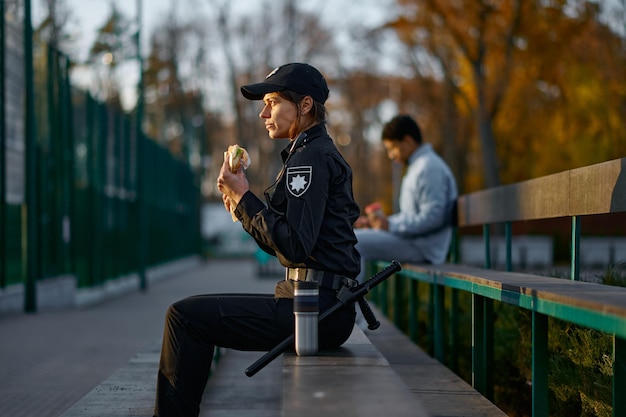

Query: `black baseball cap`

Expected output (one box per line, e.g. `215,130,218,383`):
240,63,329,104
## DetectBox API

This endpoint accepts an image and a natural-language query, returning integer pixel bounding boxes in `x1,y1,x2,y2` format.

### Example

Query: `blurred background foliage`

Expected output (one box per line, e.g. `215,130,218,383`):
27,0,626,216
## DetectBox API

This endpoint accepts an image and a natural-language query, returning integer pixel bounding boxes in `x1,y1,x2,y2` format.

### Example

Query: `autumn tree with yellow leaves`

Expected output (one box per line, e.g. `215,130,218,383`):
385,0,626,192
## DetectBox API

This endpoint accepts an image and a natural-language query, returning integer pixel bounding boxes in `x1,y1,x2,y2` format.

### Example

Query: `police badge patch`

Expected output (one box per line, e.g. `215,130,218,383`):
286,166,312,197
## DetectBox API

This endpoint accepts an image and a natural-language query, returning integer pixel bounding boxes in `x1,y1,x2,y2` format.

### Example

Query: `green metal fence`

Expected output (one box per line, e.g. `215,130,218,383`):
1,36,202,310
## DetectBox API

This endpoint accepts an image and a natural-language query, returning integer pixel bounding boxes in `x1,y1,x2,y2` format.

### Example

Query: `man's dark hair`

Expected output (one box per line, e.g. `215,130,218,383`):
381,115,422,144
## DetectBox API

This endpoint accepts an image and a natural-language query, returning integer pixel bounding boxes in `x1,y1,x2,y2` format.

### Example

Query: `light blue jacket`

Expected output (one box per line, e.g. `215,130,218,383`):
387,143,458,264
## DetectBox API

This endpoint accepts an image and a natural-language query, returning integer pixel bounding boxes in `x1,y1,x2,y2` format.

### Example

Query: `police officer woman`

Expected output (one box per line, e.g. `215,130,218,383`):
153,63,361,417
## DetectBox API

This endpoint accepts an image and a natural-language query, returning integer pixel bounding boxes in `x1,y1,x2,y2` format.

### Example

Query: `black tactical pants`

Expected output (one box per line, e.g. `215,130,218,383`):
153,287,355,417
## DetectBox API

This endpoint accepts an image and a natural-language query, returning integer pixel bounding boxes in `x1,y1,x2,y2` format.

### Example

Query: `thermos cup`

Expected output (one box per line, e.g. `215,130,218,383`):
293,280,319,355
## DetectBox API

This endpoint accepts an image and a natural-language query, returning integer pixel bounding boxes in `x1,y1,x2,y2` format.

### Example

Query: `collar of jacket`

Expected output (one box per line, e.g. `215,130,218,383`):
280,123,327,161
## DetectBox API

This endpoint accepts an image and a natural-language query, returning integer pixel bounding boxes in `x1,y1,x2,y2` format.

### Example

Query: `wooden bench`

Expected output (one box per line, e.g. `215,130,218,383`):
370,156,626,416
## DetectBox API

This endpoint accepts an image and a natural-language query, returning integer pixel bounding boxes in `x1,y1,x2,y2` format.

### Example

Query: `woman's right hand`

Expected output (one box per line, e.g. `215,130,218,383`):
217,153,250,209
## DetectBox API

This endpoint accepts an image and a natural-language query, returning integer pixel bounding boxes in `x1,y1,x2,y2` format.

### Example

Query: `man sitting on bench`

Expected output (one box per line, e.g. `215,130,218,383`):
354,114,458,282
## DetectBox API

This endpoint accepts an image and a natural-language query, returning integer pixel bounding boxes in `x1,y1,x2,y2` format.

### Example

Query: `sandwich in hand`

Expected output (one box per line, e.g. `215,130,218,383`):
227,144,250,173
224,144,251,221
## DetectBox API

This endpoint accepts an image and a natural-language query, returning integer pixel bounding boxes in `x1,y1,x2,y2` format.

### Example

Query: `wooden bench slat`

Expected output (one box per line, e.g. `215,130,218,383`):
403,263,626,338
405,263,626,316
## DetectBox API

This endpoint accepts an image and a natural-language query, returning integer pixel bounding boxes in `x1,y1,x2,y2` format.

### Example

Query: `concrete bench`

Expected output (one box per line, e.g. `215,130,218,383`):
362,308,507,417
60,317,506,417
281,325,430,417
59,340,162,416
59,326,428,417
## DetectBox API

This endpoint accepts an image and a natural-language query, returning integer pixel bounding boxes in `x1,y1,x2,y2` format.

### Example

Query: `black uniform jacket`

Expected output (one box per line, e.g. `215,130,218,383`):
235,124,361,280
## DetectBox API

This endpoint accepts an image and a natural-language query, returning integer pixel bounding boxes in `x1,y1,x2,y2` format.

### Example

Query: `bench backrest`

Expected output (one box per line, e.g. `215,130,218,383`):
453,157,626,277
457,157,626,226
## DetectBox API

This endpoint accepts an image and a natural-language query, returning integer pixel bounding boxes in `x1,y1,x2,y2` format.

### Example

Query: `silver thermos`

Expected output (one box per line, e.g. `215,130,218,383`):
293,280,319,355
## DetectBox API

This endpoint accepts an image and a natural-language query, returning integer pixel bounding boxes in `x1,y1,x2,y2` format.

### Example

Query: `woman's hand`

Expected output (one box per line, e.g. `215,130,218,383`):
217,153,250,212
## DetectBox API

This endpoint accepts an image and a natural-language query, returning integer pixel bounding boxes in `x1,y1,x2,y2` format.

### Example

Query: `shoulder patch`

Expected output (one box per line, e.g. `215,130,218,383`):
286,166,312,197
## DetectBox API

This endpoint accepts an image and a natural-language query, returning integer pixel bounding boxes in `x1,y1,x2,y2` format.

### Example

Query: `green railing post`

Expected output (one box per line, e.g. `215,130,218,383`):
369,262,378,302
505,222,512,272
472,294,494,400
450,225,459,263
484,298,494,401
393,274,403,329
428,281,435,355
379,274,389,317
615,336,625,417
532,311,548,417
408,278,418,343
449,288,459,372
571,216,581,281
472,294,486,392
483,224,491,269
433,281,445,362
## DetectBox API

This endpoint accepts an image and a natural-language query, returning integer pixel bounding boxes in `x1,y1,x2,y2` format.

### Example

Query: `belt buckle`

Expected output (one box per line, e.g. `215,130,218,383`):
287,267,311,282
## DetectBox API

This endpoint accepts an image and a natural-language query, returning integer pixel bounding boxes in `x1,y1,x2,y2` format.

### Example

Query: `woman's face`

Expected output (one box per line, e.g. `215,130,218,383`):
260,92,298,139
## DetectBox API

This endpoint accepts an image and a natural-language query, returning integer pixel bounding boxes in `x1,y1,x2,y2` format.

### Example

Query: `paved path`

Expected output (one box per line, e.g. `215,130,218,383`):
0,258,278,417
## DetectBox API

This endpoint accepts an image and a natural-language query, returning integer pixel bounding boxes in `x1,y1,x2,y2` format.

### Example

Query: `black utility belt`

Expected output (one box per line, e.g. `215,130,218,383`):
285,268,357,290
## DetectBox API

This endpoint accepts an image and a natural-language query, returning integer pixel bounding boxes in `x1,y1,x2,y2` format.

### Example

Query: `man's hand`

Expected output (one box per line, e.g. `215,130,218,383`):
369,214,389,231
354,213,388,230
354,216,370,229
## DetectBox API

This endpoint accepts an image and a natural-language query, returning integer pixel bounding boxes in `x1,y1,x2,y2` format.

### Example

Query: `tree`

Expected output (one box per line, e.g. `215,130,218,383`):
385,0,626,190
33,0,74,52
495,1,626,181
387,0,525,189
142,5,215,172
86,4,134,106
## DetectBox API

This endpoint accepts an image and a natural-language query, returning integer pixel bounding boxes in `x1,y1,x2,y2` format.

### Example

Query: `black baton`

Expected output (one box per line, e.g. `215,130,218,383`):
245,260,401,377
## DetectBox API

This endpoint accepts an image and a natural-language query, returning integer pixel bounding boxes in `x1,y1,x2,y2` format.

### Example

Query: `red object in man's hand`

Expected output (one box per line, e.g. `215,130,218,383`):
365,202,384,218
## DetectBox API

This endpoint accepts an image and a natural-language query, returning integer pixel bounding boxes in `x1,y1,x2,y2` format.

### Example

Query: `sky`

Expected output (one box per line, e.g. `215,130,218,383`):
40,0,396,110
42,0,624,111
50,0,394,61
